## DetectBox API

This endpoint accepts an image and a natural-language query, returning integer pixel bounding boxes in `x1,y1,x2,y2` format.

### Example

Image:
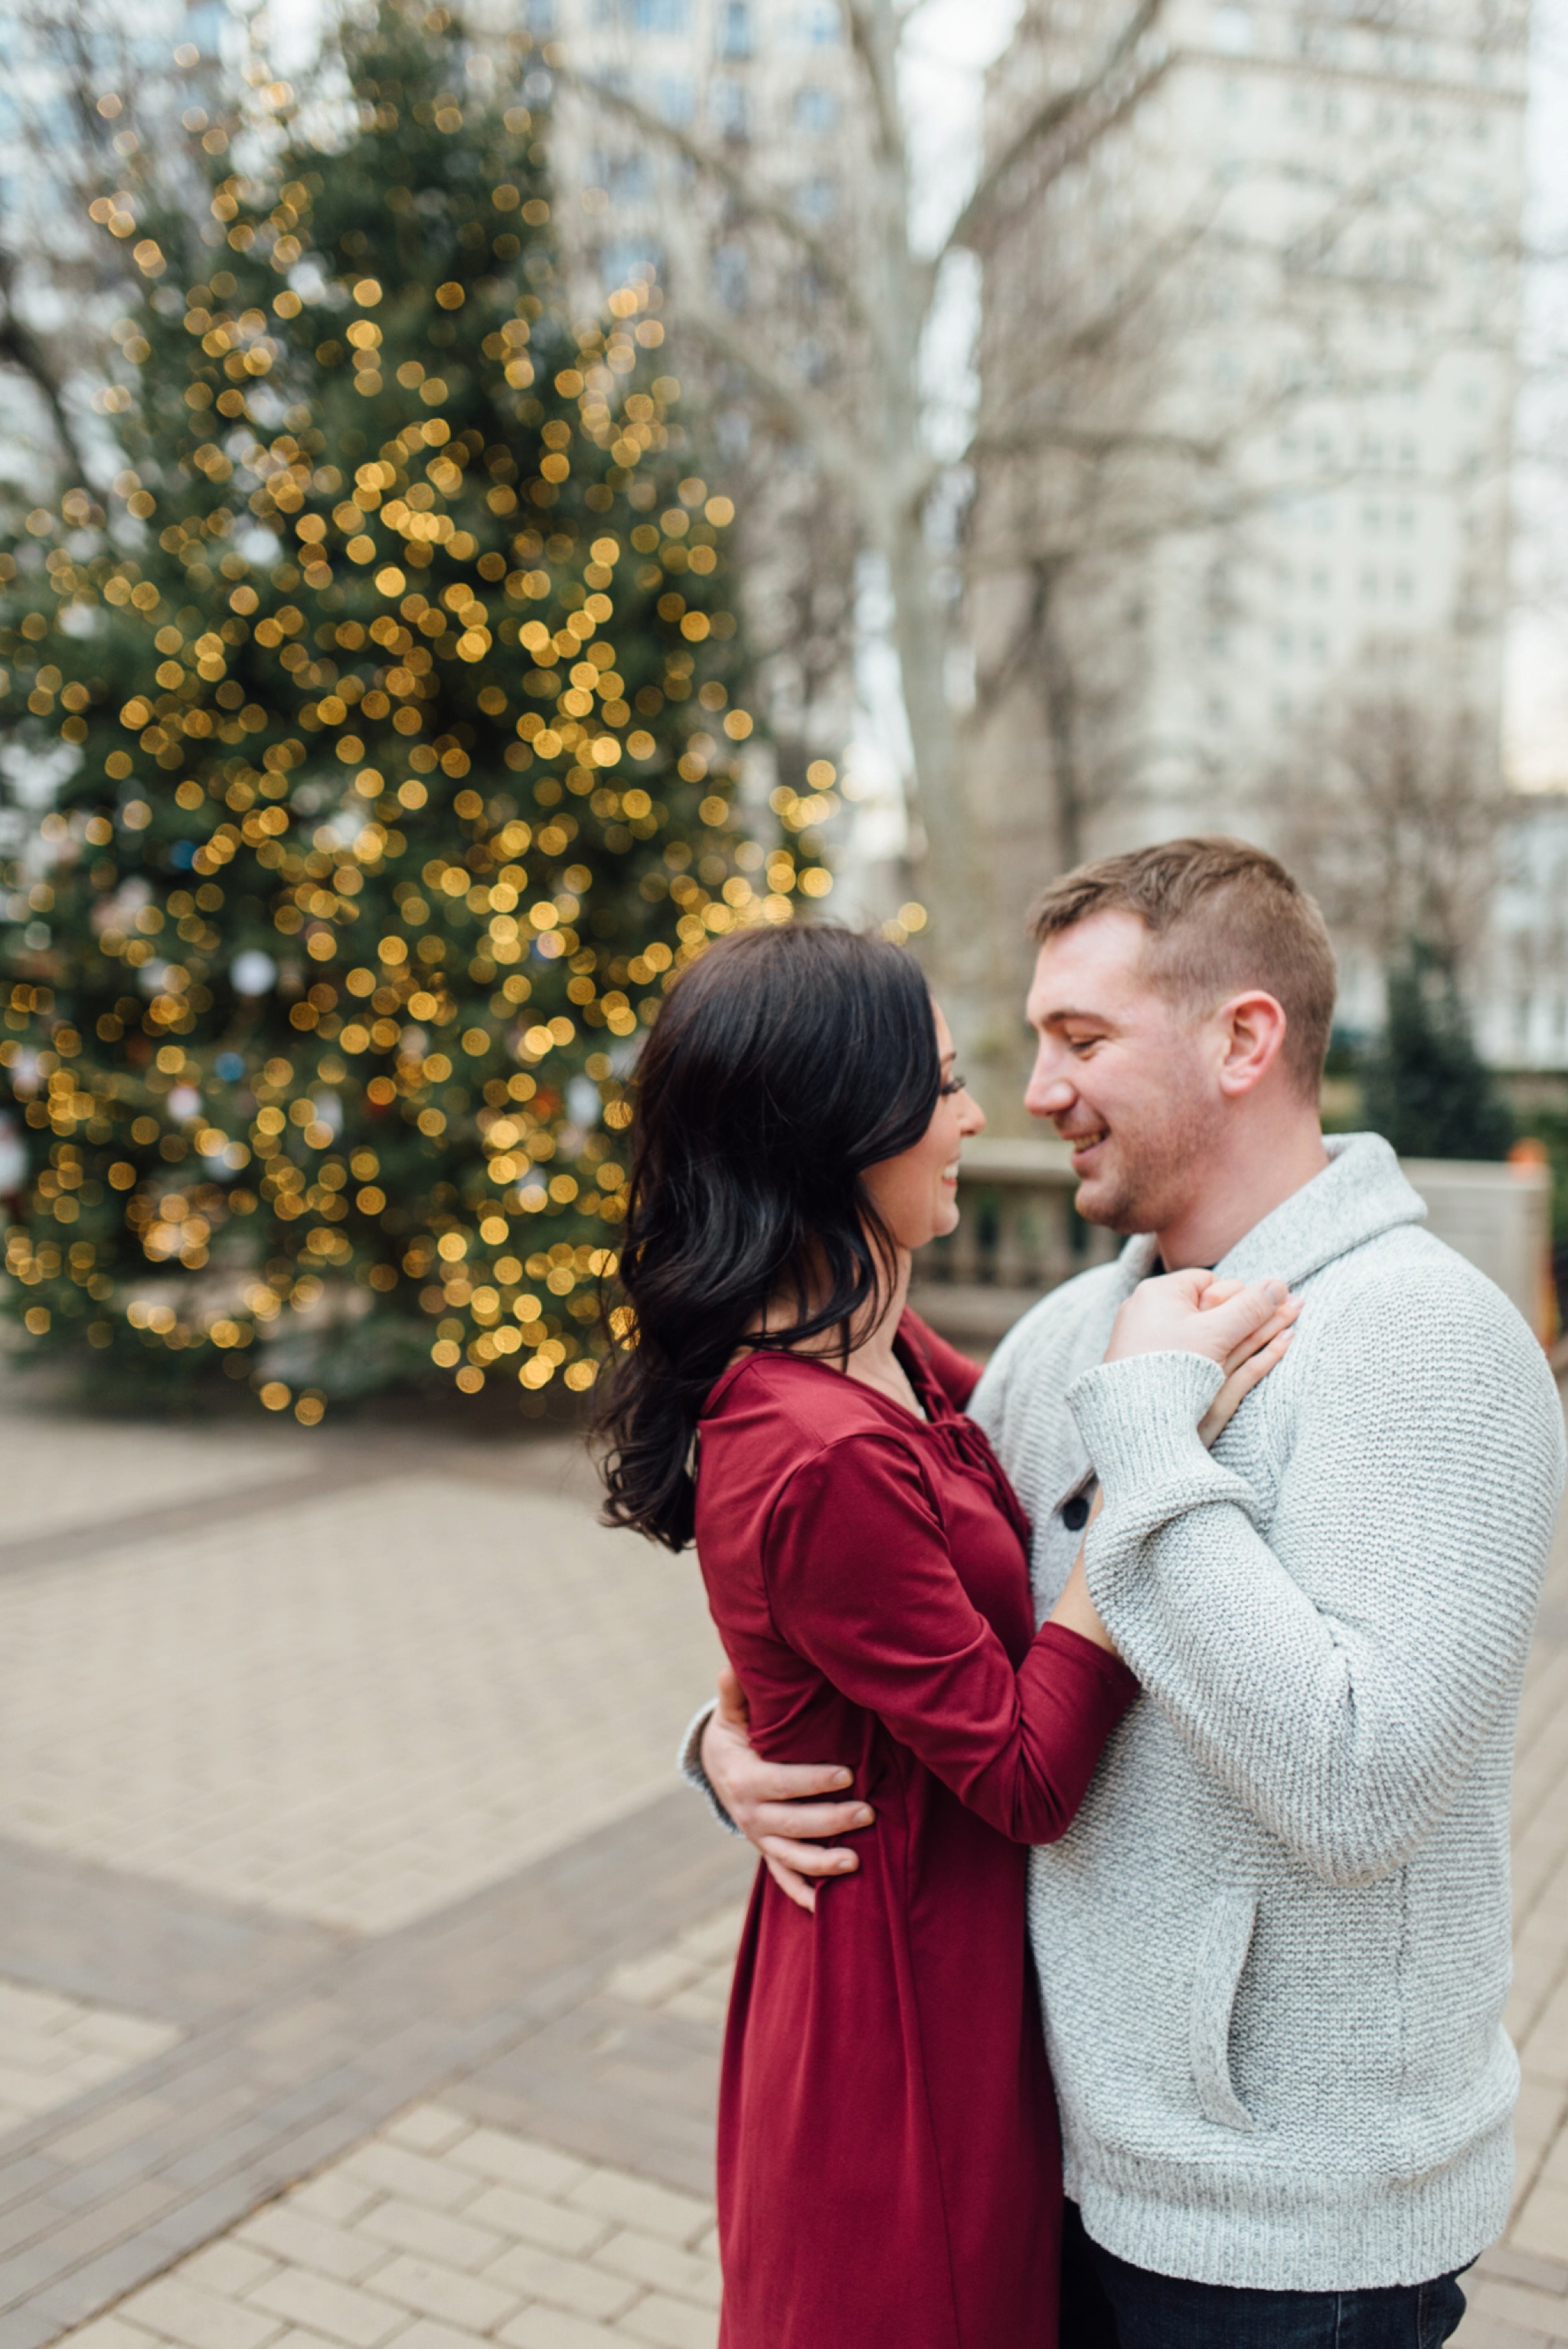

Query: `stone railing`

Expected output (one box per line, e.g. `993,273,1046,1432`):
910,1138,1117,1351
912,1139,1557,1356
1402,1155,1554,1344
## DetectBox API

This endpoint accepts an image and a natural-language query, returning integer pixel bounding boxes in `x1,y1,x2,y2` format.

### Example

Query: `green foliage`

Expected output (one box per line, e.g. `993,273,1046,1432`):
1361,942,1514,1164
0,1,780,1420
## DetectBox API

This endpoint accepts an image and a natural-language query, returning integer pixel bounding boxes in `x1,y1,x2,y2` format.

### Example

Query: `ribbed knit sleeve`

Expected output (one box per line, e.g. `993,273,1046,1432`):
1067,1282,1566,1887
675,1701,737,1834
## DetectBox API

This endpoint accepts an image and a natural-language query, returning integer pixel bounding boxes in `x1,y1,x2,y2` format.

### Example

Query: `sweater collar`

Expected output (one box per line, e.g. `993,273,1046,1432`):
1218,1132,1426,1286
1109,1132,1427,1295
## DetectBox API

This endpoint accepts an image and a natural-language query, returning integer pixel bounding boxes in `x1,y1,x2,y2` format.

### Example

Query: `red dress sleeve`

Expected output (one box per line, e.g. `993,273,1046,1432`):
899,1309,983,1411
763,1433,1138,1844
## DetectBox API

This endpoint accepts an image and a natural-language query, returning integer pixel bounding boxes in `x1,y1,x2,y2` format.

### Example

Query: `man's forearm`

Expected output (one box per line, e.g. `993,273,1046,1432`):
1068,1347,1563,1885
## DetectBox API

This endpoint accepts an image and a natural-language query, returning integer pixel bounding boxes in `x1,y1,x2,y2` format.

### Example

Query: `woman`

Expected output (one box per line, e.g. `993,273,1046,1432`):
598,924,1292,2349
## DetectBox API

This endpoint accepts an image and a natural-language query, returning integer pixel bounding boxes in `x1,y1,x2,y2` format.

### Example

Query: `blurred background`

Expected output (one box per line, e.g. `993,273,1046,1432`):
1,0,1566,1418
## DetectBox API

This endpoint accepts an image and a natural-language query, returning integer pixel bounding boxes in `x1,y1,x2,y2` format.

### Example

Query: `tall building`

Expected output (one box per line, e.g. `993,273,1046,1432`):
1480,792,1568,1073
967,0,1530,993
537,0,872,882
543,0,859,312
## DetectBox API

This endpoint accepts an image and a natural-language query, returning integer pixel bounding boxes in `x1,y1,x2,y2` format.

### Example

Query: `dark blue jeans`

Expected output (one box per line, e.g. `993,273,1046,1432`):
1060,2204,1467,2347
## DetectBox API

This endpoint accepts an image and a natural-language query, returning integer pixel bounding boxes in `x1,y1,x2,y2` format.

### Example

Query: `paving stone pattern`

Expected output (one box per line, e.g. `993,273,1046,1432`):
0,1474,723,1933
0,1840,346,2034
0,1772,755,2349
0,1416,315,1552
63,2104,719,2349
1454,1473,1568,2349
0,1384,1562,2349
0,1989,179,2140
602,1913,746,2034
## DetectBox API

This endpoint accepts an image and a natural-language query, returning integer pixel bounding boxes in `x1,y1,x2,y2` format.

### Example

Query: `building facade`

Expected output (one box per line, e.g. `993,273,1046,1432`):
966,0,1532,1031
1481,792,1568,1074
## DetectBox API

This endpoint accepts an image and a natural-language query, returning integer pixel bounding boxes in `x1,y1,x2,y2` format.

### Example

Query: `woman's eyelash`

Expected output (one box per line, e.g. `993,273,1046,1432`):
940,1073,967,1096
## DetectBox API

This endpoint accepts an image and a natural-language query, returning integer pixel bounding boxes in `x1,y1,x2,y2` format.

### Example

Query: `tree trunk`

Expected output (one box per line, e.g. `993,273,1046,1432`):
1031,557,1086,872
874,491,1017,1093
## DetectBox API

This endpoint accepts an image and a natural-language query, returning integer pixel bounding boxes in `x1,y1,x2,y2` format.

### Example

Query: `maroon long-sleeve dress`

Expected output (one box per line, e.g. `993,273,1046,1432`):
693,1311,1138,2349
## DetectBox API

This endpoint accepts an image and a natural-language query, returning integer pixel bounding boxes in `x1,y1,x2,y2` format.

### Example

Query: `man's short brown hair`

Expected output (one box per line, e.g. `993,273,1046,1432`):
1028,836,1337,1096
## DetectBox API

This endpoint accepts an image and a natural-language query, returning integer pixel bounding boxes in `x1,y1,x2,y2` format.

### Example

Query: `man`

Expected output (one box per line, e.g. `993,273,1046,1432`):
690,837,1566,2345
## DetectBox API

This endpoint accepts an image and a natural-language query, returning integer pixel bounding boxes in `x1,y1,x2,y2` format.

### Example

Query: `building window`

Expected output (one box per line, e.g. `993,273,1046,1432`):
717,0,753,56
794,174,839,224
601,237,662,286
655,74,694,122
793,83,838,132
714,242,749,309
608,152,652,201
795,0,840,43
710,74,750,137
631,0,691,34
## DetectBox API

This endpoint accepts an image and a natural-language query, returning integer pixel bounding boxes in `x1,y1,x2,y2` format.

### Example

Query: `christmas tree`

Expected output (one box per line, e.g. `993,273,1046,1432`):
0,1,802,1423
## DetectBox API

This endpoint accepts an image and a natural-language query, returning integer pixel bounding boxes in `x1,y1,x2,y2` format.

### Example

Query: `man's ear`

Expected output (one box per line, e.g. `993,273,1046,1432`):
1216,992,1288,1098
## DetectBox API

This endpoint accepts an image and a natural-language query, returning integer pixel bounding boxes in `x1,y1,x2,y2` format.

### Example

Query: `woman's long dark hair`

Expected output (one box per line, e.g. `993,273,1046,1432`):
596,923,942,1550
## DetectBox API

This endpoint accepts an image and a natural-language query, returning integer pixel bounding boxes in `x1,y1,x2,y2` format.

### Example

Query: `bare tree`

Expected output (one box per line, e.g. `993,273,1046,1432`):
541,0,1171,1076
962,0,1528,1083
1277,655,1508,985
0,0,225,497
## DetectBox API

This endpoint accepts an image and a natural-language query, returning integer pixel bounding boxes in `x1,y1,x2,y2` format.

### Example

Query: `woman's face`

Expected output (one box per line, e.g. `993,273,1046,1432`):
861,1003,985,1253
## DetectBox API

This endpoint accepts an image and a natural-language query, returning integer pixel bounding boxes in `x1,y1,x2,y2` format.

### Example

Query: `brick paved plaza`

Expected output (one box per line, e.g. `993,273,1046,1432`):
0,1380,1561,2349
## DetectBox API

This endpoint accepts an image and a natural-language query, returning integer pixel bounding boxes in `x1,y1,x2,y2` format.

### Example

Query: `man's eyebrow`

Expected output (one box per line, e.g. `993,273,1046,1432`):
1037,1005,1115,1029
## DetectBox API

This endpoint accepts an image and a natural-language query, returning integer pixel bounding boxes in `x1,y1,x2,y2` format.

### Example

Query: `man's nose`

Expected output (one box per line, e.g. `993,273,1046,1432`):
1024,1052,1074,1120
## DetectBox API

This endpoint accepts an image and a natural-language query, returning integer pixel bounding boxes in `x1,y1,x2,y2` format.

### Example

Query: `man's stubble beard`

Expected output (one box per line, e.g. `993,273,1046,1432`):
1072,1079,1226,1239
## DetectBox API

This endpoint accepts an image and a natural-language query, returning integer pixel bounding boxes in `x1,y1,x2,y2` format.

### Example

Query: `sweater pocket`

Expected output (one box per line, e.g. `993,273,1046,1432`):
1189,1891,1258,2132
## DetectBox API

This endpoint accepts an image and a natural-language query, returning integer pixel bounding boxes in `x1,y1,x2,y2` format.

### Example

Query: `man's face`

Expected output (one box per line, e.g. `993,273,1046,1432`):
1024,910,1225,1235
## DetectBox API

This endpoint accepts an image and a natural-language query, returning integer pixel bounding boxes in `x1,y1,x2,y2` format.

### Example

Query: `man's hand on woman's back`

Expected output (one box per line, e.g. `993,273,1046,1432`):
700,1665,870,1913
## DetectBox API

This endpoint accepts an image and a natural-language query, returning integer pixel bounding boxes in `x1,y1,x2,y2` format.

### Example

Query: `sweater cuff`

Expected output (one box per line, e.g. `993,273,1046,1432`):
1067,1350,1226,1493
677,1700,743,1837
1066,1353,1264,1633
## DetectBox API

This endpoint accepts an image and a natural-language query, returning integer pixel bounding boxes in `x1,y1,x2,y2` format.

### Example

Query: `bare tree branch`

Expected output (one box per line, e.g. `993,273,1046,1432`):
944,0,1168,258
0,252,93,485
554,66,869,329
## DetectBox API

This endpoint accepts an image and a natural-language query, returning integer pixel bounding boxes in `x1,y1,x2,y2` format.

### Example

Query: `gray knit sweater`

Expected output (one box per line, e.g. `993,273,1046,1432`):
969,1132,1566,2291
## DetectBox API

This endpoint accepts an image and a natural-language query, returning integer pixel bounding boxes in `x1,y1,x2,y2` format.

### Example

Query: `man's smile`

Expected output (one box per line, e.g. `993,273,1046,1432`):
1061,1125,1108,1170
